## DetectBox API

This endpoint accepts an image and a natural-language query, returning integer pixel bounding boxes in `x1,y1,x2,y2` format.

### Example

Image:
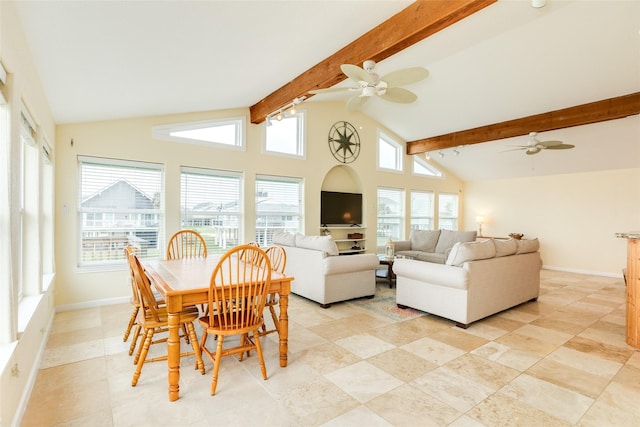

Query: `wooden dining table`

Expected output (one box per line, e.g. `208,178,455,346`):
142,255,293,401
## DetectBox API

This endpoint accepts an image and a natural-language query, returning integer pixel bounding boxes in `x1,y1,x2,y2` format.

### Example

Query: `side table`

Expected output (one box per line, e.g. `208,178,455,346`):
376,255,396,288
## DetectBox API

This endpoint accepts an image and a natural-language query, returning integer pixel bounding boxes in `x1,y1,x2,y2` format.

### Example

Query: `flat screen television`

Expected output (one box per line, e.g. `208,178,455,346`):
320,191,362,226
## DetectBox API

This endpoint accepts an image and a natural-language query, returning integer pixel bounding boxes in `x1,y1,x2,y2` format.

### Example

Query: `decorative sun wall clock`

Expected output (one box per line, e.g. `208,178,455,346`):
328,121,360,163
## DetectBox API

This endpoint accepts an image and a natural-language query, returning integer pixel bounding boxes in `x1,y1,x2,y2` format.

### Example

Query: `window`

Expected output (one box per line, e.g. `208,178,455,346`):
438,193,459,230
152,117,245,150
255,175,303,246
377,131,403,171
413,156,443,177
41,139,55,278
410,191,434,231
20,107,39,298
265,112,305,157
78,157,163,267
180,167,243,254
377,187,404,246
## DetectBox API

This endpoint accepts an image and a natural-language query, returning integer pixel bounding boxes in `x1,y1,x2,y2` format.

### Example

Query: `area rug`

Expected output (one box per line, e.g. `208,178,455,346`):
348,288,424,322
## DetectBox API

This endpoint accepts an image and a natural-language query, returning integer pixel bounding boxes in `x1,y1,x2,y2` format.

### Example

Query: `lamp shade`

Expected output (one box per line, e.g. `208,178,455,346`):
476,216,486,223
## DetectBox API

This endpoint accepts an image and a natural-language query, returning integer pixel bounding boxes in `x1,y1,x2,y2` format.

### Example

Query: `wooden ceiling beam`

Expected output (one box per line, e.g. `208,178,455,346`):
249,0,497,124
406,92,640,155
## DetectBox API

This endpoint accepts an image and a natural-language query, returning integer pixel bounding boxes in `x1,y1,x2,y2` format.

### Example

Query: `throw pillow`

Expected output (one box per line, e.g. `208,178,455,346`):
446,239,496,267
435,229,477,254
294,234,339,256
410,229,441,252
272,231,296,247
493,238,517,257
516,238,540,254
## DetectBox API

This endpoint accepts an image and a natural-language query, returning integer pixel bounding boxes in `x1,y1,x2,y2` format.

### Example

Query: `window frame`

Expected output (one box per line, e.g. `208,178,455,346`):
180,166,244,255
376,187,405,246
263,111,306,158
152,116,246,151
255,174,303,246
413,155,443,178
77,156,164,270
410,190,435,231
438,192,460,231
377,130,404,172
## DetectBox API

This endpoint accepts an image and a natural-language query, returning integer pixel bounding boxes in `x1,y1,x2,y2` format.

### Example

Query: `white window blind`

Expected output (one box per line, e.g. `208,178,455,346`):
180,167,243,254
410,191,435,230
255,175,302,246
78,157,163,267
438,192,459,230
377,187,404,245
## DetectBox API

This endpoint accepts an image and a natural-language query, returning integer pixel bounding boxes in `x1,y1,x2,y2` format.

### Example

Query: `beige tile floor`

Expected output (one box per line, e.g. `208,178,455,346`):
21,269,639,426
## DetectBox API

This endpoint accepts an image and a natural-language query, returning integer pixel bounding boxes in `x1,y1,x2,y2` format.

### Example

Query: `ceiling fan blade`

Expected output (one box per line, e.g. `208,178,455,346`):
380,87,417,103
346,95,370,111
544,143,575,150
308,87,353,95
381,67,429,87
341,64,375,84
538,140,563,148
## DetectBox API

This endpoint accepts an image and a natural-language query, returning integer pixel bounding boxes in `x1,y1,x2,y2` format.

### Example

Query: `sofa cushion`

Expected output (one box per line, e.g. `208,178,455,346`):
414,252,447,264
409,229,441,252
435,230,477,254
493,238,517,257
516,238,540,254
446,239,496,267
294,234,339,256
272,230,296,247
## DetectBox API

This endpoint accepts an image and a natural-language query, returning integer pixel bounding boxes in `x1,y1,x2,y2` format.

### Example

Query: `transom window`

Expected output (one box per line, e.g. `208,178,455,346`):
413,156,443,177
152,117,245,150
377,130,403,172
264,112,305,157
180,167,243,254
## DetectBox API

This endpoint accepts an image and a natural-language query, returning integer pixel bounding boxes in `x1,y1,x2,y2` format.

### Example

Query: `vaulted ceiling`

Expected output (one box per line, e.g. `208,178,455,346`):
12,0,640,181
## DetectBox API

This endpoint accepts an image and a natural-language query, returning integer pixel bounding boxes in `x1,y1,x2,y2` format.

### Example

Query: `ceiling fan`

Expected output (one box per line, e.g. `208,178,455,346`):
309,60,429,111
506,132,575,155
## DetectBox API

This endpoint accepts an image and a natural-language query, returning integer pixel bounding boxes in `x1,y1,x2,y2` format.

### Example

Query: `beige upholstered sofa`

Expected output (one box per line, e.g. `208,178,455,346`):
394,229,478,264
272,231,380,308
394,237,542,328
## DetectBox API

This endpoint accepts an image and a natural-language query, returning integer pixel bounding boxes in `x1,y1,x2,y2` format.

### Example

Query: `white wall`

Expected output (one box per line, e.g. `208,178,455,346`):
464,168,640,276
54,103,464,307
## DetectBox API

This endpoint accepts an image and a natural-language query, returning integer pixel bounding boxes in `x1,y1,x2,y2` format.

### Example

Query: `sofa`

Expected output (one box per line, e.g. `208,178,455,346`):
394,229,478,264
272,231,380,308
394,237,541,328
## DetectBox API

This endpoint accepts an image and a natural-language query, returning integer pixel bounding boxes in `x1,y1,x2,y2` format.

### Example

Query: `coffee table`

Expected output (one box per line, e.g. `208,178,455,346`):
376,254,396,288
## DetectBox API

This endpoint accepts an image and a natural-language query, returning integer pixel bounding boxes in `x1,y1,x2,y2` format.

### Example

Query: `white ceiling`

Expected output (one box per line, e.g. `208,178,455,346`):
13,0,640,181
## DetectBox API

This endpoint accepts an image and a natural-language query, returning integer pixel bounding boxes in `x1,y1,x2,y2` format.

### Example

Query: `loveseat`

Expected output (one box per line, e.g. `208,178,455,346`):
272,231,380,308
394,229,478,264
394,237,541,328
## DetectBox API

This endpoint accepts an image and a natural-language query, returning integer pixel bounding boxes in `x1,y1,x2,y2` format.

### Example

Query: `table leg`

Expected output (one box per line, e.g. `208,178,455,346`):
167,311,181,401
278,292,289,367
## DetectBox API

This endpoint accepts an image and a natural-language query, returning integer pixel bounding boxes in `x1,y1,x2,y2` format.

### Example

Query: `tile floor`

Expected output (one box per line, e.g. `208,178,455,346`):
21,269,639,426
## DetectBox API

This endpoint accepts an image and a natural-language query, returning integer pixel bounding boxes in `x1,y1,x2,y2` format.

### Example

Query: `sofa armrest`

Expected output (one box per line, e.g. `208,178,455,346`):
323,253,379,275
394,240,411,251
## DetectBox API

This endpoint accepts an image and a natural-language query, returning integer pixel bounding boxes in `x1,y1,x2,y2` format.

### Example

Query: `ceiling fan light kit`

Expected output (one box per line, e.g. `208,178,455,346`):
310,60,429,111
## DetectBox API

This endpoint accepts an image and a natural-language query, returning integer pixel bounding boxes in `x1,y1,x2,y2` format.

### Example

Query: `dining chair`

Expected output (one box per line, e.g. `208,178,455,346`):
260,245,286,336
127,250,205,386
198,244,272,395
166,229,208,260
122,245,168,356
239,241,261,264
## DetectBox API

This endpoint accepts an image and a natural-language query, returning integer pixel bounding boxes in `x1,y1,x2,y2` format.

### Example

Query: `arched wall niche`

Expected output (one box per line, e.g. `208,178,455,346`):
321,165,363,193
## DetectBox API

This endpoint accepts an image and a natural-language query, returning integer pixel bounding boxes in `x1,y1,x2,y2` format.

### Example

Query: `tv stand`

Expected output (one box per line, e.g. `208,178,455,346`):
320,225,366,254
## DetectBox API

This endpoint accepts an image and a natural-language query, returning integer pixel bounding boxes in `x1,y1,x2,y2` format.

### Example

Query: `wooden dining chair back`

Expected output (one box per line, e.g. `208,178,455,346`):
198,244,272,395
166,229,208,260
239,241,261,264
260,245,287,336
127,251,205,386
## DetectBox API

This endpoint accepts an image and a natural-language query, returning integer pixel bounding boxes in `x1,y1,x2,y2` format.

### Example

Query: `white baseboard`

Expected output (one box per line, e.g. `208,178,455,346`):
542,265,624,279
56,296,129,312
